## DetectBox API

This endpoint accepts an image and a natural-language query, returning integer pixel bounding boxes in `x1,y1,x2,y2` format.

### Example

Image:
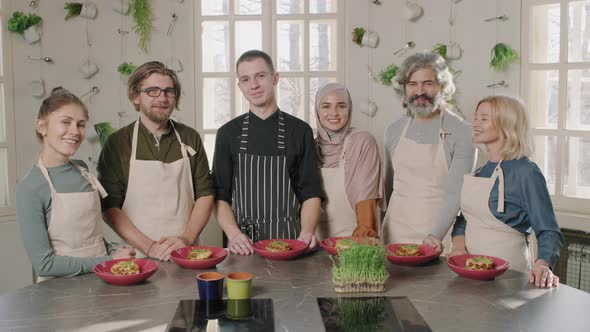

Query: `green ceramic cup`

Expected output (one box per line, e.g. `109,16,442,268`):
226,272,253,300
226,299,252,320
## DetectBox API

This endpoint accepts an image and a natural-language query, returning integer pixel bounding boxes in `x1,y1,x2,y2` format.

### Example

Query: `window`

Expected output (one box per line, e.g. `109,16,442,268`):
522,0,590,213
0,2,15,216
195,0,344,166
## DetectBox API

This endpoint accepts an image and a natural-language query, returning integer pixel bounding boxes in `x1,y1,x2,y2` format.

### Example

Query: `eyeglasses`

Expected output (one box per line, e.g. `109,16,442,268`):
140,87,178,98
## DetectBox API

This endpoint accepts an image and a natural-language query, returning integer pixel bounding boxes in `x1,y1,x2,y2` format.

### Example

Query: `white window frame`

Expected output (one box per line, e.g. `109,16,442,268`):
194,0,345,163
0,1,17,217
522,0,590,214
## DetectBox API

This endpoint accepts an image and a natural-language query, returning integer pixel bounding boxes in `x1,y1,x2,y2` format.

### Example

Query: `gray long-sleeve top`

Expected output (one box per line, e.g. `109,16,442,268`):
384,110,476,239
16,160,115,277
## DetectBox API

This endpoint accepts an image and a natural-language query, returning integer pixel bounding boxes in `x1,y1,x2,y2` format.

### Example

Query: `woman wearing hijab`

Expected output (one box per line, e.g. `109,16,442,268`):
451,95,562,288
16,87,135,280
314,83,384,240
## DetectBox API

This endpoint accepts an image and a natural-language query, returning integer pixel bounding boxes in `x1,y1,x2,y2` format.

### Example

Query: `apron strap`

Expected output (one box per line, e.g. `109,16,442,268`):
36,159,108,198
169,120,195,158
277,111,286,153
493,161,505,213
70,162,109,199
402,109,446,141
439,109,448,143
400,116,412,138
338,134,351,169
239,113,249,152
239,111,286,155
36,159,57,194
131,120,140,161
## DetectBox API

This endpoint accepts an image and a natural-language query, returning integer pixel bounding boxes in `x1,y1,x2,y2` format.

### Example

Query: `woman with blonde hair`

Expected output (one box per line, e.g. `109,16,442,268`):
17,87,135,280
450,95,563,288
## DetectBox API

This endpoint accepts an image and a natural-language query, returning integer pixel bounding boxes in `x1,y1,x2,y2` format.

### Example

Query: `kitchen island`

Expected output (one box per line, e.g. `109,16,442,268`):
0,250,588,331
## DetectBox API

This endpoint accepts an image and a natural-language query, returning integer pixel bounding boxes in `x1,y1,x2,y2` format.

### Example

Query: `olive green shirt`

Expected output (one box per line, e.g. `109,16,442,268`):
97,119,214,211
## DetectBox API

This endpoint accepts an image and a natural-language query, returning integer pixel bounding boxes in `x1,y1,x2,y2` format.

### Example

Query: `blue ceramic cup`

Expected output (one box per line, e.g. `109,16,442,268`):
196,272,225,300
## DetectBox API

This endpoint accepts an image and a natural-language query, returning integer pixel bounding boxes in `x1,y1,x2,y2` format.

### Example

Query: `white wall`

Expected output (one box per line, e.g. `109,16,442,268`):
345,0,521,157
2,0,588,293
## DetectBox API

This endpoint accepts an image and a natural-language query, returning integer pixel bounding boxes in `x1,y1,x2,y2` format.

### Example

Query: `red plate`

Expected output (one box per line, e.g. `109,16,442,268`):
253,239,308,260
447,254,510,280
93,258,158,286
170,246,228,269
320,236,380,256
385,243,440,265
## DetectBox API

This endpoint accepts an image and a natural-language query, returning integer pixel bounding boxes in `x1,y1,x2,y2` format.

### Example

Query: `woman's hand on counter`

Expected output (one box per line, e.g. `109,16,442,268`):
229,232,254,255
529,260,559,288
447,235,468,257
422,234,444,255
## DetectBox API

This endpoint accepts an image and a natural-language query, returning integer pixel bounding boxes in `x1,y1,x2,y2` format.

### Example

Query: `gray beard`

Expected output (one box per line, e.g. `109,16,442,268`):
406,94,442,117
407,102,436,117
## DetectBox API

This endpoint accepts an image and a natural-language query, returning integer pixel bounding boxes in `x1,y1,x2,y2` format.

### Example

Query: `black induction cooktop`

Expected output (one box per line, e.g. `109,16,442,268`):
317,297,432,332
167,299,274,332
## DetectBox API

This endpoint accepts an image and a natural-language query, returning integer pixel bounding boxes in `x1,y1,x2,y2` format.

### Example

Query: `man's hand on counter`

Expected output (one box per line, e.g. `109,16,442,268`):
529,260,559,288
229,232,254,255
147,236,189,261
298,231,318,251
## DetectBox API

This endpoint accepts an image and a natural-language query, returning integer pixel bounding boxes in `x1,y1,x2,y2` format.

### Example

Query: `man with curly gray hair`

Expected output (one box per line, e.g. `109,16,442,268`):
382,51,476,255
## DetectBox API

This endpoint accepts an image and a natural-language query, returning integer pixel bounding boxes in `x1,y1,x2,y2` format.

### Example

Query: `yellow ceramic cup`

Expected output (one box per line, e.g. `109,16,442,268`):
226,272,253,300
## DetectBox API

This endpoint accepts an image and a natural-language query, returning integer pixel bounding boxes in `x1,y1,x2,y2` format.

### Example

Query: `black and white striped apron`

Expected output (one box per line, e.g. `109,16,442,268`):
232,111,301,242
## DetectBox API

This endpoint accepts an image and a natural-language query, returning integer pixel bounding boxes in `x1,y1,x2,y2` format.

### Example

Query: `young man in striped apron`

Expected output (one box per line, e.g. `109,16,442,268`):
213,50,323,255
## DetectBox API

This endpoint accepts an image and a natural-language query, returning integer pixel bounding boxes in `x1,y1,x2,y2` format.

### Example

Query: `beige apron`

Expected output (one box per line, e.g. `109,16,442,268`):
36,159,108,282
316,136,357,241
381,112,451,250
461,161,535,272
121,120,195,257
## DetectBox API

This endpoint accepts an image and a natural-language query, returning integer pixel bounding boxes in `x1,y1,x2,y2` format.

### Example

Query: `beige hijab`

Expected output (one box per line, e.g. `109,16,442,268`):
315,83,385,209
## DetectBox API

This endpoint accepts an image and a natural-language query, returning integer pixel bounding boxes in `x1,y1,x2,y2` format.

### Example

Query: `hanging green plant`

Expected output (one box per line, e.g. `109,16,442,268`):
7,11,42,35
94,122,116,146
490,43,519,71
352,27,365,47
432,43,447,59
64,3,83,20
117,62,136,76
378,64,399,86
130,0,153,53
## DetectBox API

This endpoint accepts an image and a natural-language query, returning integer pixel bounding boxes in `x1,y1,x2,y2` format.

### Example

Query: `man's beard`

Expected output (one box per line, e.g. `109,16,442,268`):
141,104,174,123
406,93,442,117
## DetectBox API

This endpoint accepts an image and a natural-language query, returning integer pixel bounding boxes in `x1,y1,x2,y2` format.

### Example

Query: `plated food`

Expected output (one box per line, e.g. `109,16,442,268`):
253,239,307,260
335,239,356,252
187,248,213,260
110,260,140,275
322,237,380,256
465,256,494,270
446,254,510,280
393,244,421,256
94,259,159,285
266,240,291,252
385,243,439,266
171,246,228,269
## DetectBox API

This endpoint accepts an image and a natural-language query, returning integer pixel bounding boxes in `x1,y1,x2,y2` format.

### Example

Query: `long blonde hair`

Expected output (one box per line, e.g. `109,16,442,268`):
476,95,533,160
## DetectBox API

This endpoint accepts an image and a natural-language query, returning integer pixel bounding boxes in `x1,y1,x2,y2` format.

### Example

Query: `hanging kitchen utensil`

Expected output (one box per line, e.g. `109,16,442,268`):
393,41,415,55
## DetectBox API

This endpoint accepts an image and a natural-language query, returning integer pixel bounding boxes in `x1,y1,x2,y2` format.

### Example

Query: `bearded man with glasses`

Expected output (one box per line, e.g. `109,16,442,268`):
98,61,214,261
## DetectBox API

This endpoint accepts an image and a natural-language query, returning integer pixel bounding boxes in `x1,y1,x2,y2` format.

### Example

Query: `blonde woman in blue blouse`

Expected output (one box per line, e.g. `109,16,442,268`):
451,95,563,288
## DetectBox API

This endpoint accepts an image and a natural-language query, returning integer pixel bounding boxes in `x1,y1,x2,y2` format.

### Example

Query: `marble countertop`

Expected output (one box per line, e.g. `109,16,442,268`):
0,250,588,332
